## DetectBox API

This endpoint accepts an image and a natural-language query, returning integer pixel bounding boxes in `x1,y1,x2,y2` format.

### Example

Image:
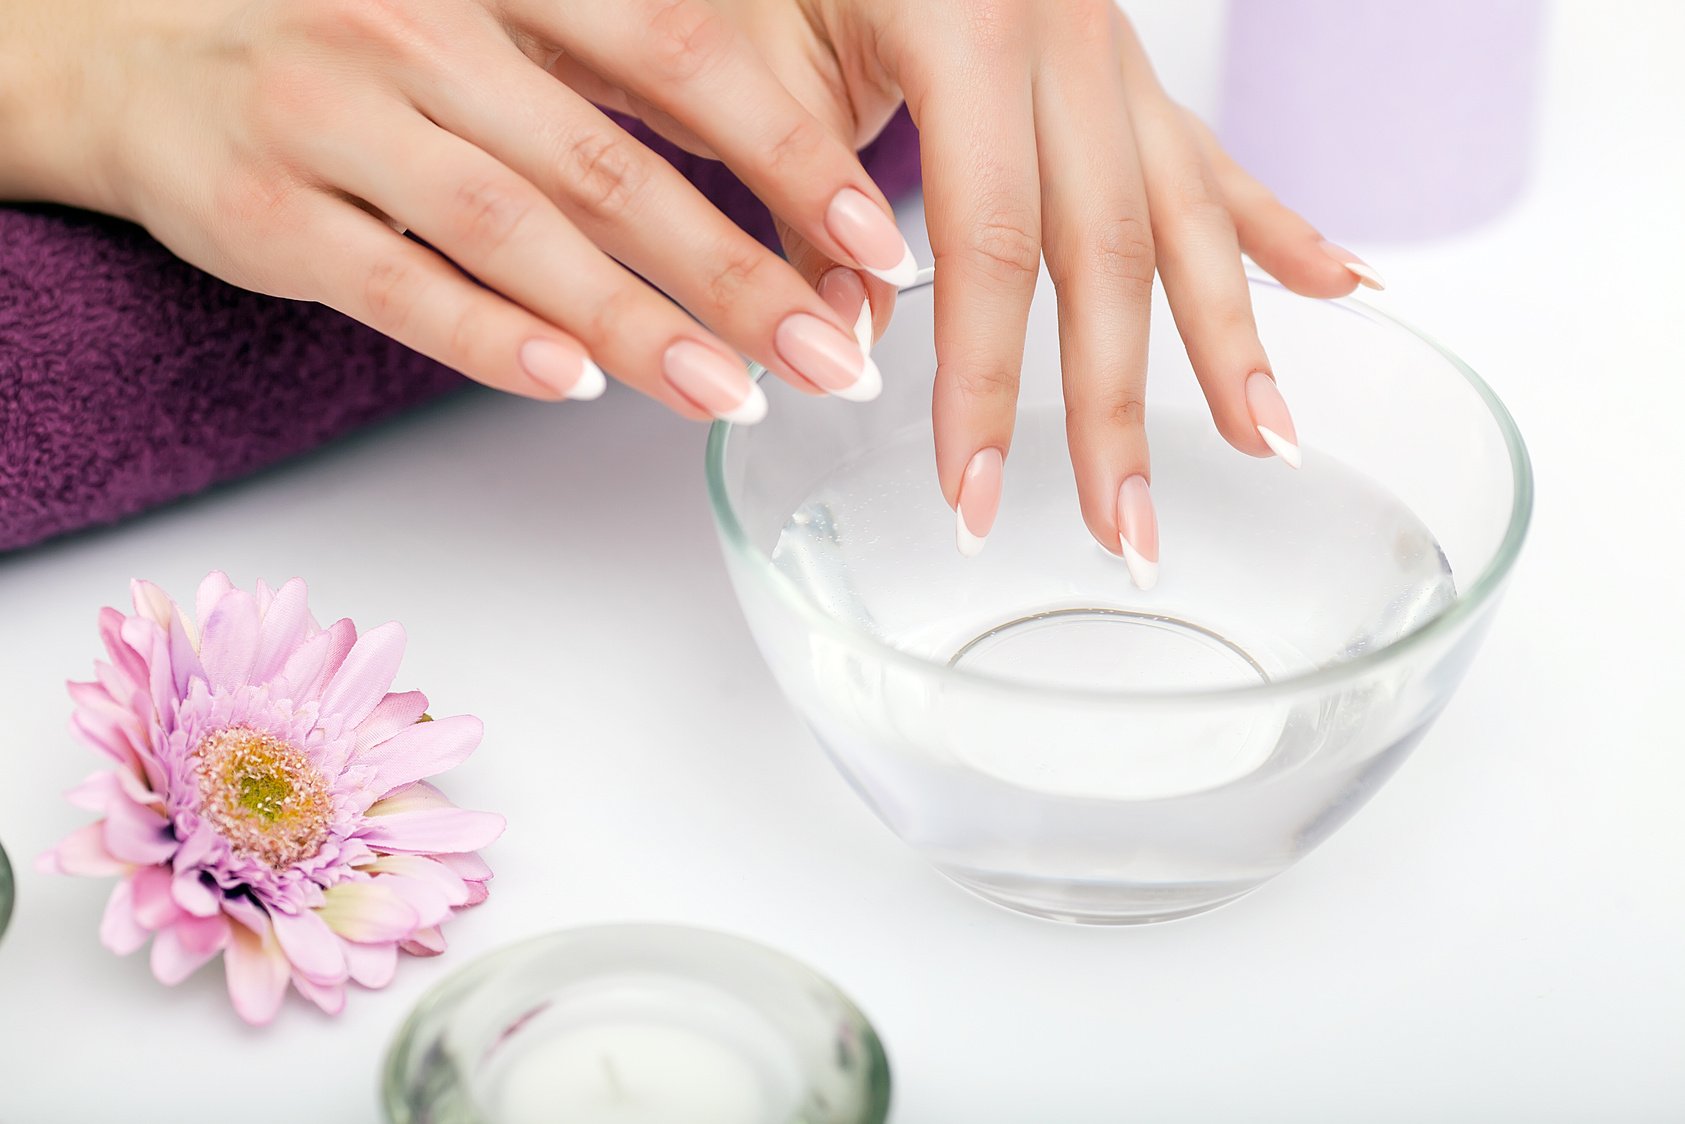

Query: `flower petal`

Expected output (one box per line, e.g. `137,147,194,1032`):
195,571,234,635
251,578,311,687
363,854,469,907
365,781,453,817
354,691,430,755
372,873,453,929
269,907,350,986
130,864,184,930
359,714,482,799
99,879,150,955
171,868,223,918
130,579,180,633
292,975,347,1016
315,882,420,944
198,589,261,694
400,926,447,957
319,622,407,731
343,940,399,989
101,799,177,867
274,618,355,704
224,916,291,1026
359,808,505,856
436,850,493,883
150,914,230,985
38,821,128,877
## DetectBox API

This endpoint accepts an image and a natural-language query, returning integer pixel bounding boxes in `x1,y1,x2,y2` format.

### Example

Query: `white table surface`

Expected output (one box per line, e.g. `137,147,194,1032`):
3,4,1683,1121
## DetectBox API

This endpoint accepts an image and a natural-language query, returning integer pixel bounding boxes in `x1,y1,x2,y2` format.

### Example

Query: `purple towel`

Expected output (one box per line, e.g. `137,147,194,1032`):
0,109,921,553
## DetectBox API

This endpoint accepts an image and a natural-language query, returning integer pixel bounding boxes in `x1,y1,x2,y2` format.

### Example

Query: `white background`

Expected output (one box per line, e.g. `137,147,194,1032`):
2,3,1682,1120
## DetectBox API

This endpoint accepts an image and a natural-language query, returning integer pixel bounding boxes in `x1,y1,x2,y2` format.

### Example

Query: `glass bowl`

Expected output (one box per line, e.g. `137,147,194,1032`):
382,924,890,1124
706,269,1531,924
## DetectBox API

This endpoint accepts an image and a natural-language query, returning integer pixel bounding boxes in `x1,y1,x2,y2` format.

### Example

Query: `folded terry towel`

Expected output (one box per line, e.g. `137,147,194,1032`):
0,109,921,553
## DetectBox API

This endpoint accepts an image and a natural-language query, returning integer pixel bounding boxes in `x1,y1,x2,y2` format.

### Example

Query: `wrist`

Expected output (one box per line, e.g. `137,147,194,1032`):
0,0,124,212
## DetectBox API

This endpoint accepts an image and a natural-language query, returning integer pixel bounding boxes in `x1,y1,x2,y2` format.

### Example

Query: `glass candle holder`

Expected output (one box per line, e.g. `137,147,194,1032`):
0,837,13,942
383,925,890,1124
706,269,1532,925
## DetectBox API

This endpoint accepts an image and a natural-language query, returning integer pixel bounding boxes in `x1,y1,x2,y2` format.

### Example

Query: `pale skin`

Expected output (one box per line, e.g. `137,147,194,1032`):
0,0,1381,569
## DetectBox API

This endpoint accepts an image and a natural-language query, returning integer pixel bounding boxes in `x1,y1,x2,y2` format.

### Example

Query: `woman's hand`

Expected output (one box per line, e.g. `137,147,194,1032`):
686,0,1383,578
0,0,912,419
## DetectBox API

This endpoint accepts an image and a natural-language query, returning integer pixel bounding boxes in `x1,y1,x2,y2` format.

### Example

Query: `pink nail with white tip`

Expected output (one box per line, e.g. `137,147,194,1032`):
955,448,1004,557
826,187,918,288
663,340,766,424
1318,240,1386,290
1244,371,1302,468
1116,475,1159,591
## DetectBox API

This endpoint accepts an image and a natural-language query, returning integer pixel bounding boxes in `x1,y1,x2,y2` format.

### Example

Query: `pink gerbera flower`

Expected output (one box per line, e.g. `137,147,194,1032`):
39,573,503,1024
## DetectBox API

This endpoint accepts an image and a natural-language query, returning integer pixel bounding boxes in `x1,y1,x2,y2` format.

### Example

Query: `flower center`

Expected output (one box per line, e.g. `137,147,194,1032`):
193,725,331,869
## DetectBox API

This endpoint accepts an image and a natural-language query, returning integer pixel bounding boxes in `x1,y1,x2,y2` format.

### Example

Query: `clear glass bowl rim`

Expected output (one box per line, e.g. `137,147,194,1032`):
380,922,892,1124
705,268,1534,706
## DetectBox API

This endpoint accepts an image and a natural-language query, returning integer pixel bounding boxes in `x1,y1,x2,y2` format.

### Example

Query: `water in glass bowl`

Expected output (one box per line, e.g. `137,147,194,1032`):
768,406,1458,921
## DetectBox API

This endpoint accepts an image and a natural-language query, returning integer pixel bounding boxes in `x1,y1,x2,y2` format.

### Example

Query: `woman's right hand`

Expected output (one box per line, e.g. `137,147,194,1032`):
0,0,908,418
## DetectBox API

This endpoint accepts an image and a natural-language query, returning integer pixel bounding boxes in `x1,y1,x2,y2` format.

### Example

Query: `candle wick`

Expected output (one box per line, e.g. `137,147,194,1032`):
602,1053,626,1100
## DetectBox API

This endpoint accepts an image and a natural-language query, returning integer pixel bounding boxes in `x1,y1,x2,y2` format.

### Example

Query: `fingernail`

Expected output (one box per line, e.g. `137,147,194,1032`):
663,340,767,425
1318,240,1386,290
776,312,882,403
520,339,605,401
818,267,875,354
955,447,1005,557
1116,475,1159,591
1245,371,1301,468
826,187,918,288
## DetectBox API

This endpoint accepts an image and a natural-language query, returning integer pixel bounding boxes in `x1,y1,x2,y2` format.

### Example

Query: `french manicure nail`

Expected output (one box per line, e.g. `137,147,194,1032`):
520,339,605,401
663,340,767,424
955,447,1005,557
1318,240,1386,290
1245,371,1302,468
1116,475,1159,591
776,312,882,403
818,267,875,354
826,187,918,288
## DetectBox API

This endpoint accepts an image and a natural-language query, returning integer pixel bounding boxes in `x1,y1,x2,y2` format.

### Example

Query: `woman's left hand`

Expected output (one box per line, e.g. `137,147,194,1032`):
573,0,1382,575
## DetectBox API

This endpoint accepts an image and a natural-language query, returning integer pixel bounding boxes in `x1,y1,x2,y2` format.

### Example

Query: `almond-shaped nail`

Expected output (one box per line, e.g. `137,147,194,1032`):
776,312,881,403
826,187,917,288
1244,371,1301,468
1319,240,1386,290
663,340,766,425
818,267,875,354
1117,474,1159,591
955,447,1004,557
520,339,605,401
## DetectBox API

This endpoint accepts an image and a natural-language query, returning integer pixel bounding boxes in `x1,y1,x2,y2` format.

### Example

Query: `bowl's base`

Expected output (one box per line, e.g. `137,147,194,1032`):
940,866,1265,926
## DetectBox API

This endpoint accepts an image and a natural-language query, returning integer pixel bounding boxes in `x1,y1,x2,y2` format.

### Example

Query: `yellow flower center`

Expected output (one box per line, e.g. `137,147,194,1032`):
194,725,331,869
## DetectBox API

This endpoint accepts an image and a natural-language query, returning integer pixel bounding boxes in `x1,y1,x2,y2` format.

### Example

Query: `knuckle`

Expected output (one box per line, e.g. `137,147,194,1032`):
956,0,1023,56
641,0,732,82
762,116,826,177
582,285,641,348
1105,395,1147,430
362,258,425,334
449,177,532,255
1089,213,1156,289
943,360,1018,403
703,244,771,310
961,206,1042,282
560,128,647,221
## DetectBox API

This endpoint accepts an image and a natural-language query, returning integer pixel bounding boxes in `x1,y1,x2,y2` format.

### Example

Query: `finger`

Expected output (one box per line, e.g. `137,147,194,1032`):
1114,17,1298,467
317,109,778,424
1033,6,1157,580
297,198,604,402
411,36,878,402
1177,108,1383,297
902,39,1041,557
543,0,918,286
775,216,898,356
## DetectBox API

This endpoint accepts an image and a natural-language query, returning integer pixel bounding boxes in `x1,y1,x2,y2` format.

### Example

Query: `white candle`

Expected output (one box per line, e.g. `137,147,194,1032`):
479,976,803,1124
